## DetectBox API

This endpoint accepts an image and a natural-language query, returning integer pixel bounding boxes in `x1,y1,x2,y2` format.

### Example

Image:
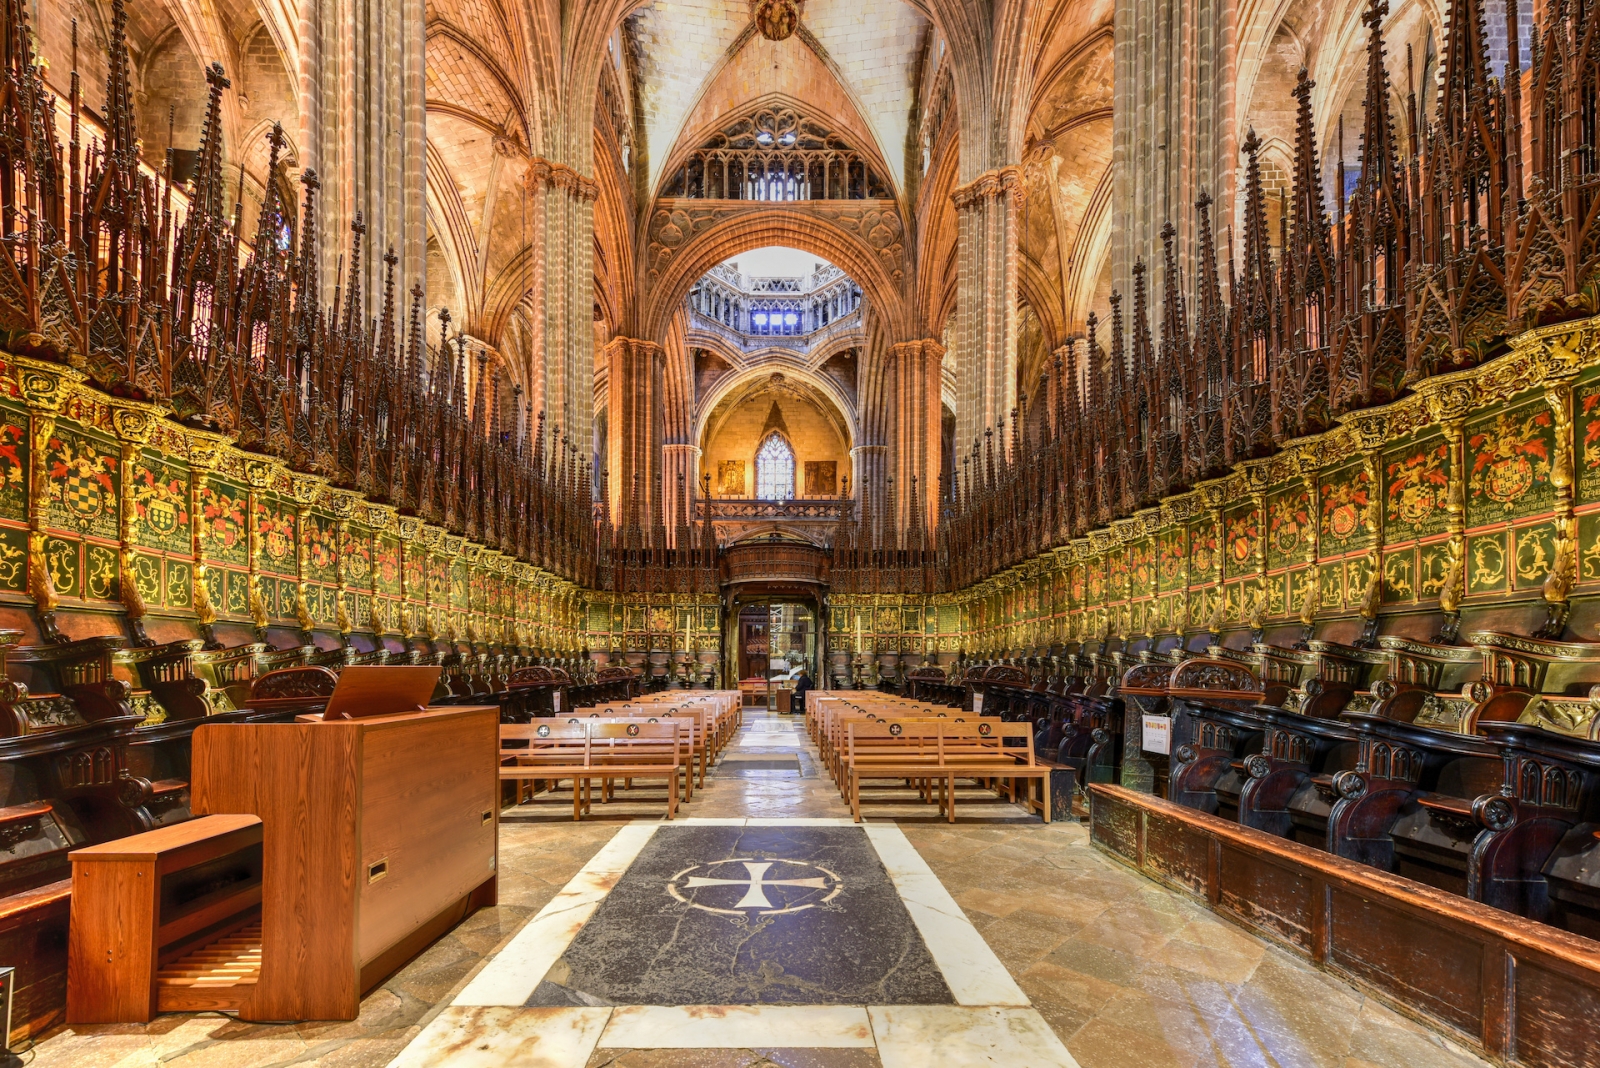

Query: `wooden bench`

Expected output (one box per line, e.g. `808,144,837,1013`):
844,720,1050,824
501,721,684,820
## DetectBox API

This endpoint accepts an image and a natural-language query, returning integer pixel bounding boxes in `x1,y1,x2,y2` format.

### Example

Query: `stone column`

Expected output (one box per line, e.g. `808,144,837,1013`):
661,444,702,545
892,339,945,532
951,168,1024,452
529,163,600,465
605,337,665,529
298,0,426,314
1112,0,1234,310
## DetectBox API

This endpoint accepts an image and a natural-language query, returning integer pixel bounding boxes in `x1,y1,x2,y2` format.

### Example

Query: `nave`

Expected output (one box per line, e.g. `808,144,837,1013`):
32,705,1492,1068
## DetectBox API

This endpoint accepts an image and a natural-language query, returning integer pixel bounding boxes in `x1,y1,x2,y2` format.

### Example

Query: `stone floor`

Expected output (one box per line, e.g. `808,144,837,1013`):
26,706,1495,1068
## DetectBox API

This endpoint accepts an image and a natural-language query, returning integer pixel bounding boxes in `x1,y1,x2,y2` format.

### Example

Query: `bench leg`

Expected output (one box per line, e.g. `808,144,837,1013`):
1040,775,1051,824
573,778,582,821
947,776,956,823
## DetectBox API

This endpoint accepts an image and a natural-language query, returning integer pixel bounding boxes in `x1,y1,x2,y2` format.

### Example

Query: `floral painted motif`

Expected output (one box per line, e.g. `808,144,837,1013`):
374,538,402,595
302,513,338,581
1224,506,1260,578
342,530,372,585
0,420,28,521
1190,518,1219,578
1128,539,1154,590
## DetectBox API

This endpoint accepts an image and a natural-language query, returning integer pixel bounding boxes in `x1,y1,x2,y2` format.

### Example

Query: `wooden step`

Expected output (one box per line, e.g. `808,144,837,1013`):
155,921,262,1011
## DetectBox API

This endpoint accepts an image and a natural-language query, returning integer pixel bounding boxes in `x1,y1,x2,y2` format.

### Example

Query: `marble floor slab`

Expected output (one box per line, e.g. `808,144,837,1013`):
526,823,955,1006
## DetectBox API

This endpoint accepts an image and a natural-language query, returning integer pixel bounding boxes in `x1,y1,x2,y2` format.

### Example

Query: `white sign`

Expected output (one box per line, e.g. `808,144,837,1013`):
972,693,984,716
1141,714,1171,755
553,691,562,713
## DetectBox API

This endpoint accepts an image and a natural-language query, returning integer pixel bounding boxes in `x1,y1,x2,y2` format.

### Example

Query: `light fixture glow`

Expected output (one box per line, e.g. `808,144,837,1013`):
753,312,769,326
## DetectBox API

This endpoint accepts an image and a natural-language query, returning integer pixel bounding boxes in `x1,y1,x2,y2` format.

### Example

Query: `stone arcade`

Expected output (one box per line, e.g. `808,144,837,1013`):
0,0,1598,1063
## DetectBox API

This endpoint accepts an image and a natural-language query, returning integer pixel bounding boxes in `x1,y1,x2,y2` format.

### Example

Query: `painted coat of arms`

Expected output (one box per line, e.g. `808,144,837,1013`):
255,503,297,572
1319,469,1373,549
1468,408,1552,517
0,420,27,521
131,459,190,553
1384,442,1449,536
47,431,117,538
1267,490,1310,565
200,483,247,564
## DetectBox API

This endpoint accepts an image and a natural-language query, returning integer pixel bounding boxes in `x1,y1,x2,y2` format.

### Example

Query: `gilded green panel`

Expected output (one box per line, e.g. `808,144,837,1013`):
277,578,298,619
1382,548,1416,604
1156,528,1184,592
129,553,161,606
1580,514,1600,583
374,535,401,595
1418,542,1452,600
301,511,338,583
1267,573,1288,616
1192,584,1219,626
1319,463,1377,553
701,607,718,631
1222,581,1243,621
1128,539,1154,591
1319,562,1344,607
1344,555,1375,607
1223,504,1260,579
1513,522,1559,590
1467,532,1509,594
451,561,468,608
1265,486,1312,570
200,479,249,566
41,536,78,596
0,416,29,522
255,497,297,575
130,450,190,554
343,529,373,591
1577,383,1600,503
203,567,224,613
937,604,958,632
1107,547,1128,592
0,526,26,591
350,593,369,628
1287,567,1316,613
626,606,646,632
45,427,118,539
403,547,425,592
84,543,117,600
1383,435,1451,540
165,561,192,608
1189,516,1220,582
225,570,249,615
1466,402,1555,524
1085,559,1105,605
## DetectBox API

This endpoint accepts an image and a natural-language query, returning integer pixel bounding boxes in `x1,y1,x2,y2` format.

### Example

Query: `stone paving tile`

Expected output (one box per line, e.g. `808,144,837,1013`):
28,709,1495,1068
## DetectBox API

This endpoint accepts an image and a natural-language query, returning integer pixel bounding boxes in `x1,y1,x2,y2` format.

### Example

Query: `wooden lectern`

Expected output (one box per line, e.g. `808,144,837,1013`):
68,702,499,1023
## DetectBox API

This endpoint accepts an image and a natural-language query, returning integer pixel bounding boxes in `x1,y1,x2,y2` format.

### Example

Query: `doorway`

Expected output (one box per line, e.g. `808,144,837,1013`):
731,599,818,710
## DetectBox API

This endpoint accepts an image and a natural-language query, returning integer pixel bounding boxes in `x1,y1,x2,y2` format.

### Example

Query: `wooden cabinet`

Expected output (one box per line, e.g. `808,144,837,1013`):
181,705,499,1021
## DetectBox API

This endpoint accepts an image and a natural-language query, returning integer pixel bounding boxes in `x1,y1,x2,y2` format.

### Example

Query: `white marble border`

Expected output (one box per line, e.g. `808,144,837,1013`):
598,1005,875,1048
453,822,661,1007
390,817,1068,1067
863,823,1031,1007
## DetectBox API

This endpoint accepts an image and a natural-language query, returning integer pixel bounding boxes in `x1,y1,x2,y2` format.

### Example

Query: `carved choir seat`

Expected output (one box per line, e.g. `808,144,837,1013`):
506,664,573,717
244,666,339,716
970,664,1029,719
907,665,962,705
188,642,271,713
1327,710,1505,896
1165,657,1285,819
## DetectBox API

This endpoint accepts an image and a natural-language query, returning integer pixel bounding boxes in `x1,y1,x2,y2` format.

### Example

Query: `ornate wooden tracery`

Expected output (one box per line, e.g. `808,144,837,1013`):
662,107,890,201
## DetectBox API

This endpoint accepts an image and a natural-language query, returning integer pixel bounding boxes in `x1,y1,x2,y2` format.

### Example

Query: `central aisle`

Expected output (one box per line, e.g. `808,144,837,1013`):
391,703,1077,1066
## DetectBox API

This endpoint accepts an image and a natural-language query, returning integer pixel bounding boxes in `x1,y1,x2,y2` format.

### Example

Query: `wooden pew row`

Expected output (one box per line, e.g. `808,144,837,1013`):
501,720,685,820
1089,783,1600,1068
844,720,1050,823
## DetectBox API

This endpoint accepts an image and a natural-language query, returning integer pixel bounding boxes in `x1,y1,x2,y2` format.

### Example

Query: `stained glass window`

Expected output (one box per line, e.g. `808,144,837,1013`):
755,433,795,501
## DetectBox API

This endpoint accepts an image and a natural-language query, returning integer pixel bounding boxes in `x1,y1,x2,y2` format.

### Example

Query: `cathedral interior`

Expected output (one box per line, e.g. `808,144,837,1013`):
1,0,1599,1062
